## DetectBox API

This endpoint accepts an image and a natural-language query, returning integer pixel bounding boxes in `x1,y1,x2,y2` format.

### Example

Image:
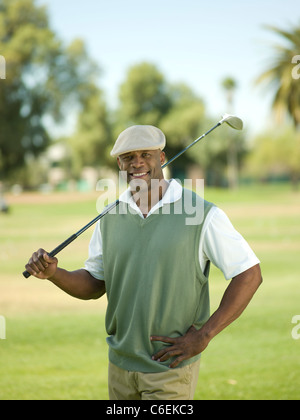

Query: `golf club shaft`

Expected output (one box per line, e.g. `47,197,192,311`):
22,200,120,278
22,118,225,278
161,121,221,169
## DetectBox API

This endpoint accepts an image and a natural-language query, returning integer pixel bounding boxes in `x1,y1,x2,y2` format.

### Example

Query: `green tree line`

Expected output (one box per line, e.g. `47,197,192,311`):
0,0,299,190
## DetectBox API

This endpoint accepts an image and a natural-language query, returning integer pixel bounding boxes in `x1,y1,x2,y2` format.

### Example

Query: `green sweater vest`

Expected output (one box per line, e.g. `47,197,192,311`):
101,189,214,372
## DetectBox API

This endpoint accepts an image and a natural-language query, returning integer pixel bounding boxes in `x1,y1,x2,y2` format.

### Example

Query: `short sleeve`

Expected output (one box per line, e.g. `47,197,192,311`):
201,207,260,280
83,221,105,280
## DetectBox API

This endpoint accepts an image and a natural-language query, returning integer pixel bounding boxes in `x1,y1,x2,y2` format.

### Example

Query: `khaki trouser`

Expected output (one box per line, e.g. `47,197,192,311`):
108,359,200,400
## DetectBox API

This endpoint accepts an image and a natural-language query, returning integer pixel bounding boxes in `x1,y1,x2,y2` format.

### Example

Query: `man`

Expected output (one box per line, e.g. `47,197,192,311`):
25,125,262,400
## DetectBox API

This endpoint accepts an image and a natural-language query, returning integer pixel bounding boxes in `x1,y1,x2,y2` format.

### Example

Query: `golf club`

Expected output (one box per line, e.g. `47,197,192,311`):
161,113,243,169
22,114,243,278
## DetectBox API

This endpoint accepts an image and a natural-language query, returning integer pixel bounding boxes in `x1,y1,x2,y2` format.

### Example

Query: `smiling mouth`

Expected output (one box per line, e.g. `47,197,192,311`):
129,171,150,179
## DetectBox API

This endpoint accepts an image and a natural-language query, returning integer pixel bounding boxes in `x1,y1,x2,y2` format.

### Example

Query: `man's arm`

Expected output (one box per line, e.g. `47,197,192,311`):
151,263,262,368
25,248,105,300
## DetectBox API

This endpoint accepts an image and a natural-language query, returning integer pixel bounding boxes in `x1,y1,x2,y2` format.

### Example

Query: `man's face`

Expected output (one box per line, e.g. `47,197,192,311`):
117,149,165,190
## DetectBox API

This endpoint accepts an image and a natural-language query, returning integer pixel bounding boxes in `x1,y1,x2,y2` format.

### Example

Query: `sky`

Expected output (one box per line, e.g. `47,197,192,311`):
40,0,300,137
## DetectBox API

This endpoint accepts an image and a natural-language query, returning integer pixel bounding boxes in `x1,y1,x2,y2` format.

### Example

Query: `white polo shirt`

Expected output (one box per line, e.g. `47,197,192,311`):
84,179,259,281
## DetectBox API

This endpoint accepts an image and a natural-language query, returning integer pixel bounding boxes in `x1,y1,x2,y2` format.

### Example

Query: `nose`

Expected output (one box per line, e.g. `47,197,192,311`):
131,154,145,168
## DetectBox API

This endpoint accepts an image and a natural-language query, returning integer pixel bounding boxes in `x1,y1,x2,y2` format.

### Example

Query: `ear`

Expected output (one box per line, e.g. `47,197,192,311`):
117,157,121,169
160,151,165,166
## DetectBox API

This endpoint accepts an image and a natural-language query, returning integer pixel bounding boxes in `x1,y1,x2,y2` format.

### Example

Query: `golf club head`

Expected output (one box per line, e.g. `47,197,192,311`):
220,113,243,130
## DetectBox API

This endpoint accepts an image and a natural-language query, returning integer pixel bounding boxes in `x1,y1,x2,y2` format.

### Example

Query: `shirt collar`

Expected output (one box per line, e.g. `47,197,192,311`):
118,178,182,217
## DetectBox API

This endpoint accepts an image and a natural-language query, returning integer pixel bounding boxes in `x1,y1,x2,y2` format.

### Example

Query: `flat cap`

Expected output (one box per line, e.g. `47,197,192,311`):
110,125,166,157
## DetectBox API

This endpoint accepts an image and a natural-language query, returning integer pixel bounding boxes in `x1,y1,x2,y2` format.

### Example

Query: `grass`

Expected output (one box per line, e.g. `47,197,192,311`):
0,184,299,400
1,314,108,400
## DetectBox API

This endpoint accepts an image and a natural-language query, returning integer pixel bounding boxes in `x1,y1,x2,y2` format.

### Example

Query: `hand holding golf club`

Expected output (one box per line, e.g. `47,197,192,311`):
23,114,243,279
25,249,58,279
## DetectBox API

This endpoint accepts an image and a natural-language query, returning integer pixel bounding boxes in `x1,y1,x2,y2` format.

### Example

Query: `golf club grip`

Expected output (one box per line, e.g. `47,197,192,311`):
22,233,78,278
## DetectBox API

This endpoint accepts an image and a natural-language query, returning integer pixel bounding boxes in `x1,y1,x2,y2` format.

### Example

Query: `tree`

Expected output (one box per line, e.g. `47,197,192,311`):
244,126,300,188
65,86,112,178
159,83,206,178
221,77,239,189
256,23,300,128
0,0,99,181
115,62,172,133
221,77,237,109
